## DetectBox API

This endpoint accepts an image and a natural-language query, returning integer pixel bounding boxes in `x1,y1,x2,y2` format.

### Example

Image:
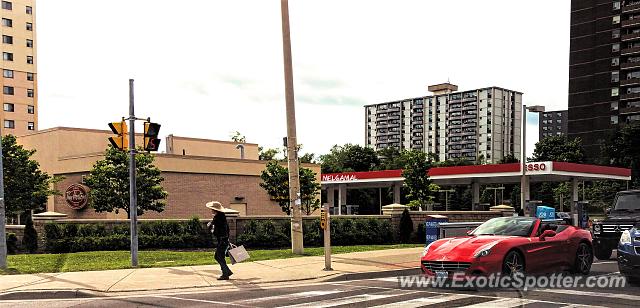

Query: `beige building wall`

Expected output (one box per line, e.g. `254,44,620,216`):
166,134,259,160
1,0,37,137
16,127,321,218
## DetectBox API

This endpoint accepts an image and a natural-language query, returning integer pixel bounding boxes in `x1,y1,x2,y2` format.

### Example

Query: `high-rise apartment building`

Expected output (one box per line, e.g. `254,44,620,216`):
1,0,36,136
569,0,640,160
365,83,522,164
539,110,569,139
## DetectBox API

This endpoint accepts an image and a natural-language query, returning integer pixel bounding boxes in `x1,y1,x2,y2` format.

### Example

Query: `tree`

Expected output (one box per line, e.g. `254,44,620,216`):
84,146,168,217
601,122,640,186
22,214,38,253
499,153,519,164
259,161,321,215
319,144,380,173
531,135,585,163
258,147,280,161
377,147,406,170
230,131,246,143
299,153,317,164
402,150,435,209
1,135,61,217
399,208,413,243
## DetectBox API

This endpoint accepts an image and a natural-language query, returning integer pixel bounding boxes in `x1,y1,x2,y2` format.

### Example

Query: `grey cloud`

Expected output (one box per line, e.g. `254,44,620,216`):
298,95,366,107
301,77,344,90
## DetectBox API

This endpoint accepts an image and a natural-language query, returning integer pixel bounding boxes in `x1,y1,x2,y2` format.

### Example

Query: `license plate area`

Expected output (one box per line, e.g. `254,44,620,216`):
435,271,448,278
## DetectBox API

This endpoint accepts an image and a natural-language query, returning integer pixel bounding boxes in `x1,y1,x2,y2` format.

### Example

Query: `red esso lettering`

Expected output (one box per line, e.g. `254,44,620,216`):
539,163,546,170
527,163,547,172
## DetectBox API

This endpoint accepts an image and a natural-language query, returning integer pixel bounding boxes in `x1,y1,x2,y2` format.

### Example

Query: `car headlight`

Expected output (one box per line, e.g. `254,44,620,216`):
422,242,435,257
593,224,601,234
474,248,491,258
620,230,632,244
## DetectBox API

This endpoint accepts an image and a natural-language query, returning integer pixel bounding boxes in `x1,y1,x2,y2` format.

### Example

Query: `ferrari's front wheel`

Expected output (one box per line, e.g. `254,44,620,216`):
571,242,593,275
502,250,525,275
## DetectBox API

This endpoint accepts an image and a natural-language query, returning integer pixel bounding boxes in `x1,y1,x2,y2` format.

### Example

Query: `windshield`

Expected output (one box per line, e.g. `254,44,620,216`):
614,193,640,211
470,217,536,237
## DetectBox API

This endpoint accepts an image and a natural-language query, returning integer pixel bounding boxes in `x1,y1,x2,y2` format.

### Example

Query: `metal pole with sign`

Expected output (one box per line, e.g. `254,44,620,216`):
321,205,332,270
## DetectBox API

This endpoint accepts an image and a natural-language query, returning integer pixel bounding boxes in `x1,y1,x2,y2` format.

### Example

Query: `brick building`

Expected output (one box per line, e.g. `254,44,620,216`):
17,127,320,219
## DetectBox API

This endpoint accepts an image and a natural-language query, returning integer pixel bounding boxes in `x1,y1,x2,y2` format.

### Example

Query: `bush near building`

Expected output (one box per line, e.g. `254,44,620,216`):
6,233,18,254
237,218,393,249
44,218,213,253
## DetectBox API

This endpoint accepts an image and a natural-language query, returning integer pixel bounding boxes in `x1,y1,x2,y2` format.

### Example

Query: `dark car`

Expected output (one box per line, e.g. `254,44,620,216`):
592,190,640,260
555,212,573,225
617,225,640,285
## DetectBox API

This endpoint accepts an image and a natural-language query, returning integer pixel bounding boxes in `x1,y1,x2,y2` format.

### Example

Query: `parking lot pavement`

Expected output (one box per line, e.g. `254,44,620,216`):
2,260,636,308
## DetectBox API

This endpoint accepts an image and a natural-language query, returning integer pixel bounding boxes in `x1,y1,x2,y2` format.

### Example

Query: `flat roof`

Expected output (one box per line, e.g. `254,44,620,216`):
321,161,631,186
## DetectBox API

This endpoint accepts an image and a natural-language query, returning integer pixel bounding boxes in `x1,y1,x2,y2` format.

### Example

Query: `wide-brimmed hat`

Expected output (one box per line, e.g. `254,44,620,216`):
205,201,233,213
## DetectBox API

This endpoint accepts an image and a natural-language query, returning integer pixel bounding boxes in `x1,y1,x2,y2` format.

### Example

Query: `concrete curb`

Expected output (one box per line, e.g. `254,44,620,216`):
0,268,419,300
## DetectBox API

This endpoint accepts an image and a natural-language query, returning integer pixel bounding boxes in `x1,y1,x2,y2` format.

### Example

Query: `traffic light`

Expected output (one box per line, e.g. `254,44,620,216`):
108,121,128,151
144,122,161,152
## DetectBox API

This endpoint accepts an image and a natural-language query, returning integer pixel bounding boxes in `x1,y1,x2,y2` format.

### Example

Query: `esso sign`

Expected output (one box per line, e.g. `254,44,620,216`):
526,162,547,172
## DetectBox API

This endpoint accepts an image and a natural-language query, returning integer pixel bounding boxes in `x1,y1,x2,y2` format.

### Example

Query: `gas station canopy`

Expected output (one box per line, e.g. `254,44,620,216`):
321,161,631,187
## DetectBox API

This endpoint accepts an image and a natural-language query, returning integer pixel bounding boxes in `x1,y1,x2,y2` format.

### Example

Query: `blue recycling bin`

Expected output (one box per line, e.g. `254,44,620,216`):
425,215,448,245
536,206,556,219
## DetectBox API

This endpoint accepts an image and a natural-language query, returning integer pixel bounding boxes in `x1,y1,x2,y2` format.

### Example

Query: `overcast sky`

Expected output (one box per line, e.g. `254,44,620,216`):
36,0,570,158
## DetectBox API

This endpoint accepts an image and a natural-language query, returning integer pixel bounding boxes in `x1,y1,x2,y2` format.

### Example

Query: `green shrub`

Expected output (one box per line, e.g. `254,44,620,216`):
399,209,413,243
6,233,18,254
23,214,38,253
42,218,211,253
237,219,290,248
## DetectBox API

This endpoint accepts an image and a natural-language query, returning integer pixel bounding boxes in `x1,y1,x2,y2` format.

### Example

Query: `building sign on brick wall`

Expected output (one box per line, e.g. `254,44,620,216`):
65,184,88,210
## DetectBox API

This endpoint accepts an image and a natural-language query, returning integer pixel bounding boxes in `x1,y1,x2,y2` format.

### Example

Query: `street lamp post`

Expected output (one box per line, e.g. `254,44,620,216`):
0,126,6,268
521,104,545,216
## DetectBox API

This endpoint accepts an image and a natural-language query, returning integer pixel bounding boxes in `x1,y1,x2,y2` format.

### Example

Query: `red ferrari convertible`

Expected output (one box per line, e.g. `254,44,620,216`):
421,217,593,278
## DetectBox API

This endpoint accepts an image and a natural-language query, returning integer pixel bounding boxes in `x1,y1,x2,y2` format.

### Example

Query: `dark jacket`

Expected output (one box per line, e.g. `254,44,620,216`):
210,212,230,239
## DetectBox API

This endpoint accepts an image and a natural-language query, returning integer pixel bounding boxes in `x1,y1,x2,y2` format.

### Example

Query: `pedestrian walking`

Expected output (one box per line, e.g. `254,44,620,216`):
206,201,233,280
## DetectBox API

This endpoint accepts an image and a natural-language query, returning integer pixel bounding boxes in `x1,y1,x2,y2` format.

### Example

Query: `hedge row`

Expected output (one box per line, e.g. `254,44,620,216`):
237,218,393,248
44,218,212,253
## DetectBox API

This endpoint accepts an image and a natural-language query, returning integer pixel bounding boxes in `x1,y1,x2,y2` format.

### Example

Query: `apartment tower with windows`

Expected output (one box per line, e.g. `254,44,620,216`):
569,0,640,160
539,110,569,139
1,0,36,136
365,83,522,164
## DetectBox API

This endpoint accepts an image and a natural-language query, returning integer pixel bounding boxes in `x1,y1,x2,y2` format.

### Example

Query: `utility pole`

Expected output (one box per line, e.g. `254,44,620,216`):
0,126,7,268
128,79,139,267
280,0,303,254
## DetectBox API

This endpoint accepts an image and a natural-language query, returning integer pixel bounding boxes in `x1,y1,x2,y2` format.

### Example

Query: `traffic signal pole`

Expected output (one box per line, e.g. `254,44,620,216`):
128,79,139,267
0,126,7,269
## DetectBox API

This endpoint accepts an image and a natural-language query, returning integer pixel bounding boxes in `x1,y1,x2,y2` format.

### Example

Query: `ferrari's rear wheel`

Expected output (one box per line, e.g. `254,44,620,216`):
502,250,525,275
571,242,593,275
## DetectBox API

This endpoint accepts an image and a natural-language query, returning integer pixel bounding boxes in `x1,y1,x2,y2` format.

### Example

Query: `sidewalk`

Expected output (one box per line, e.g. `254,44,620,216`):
0,247,422,298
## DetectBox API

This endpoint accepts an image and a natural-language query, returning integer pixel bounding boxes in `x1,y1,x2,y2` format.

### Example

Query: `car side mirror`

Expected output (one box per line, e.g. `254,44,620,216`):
466,230,473,236
605,207,612,215
539,230,556,241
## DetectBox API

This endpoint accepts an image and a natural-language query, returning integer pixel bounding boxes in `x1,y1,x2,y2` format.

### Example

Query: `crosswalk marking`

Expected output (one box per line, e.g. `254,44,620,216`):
371,293,472,308
539,289,640,302
463,297,536,307
560,304,609,308
235,290,343,304
279,290,417,308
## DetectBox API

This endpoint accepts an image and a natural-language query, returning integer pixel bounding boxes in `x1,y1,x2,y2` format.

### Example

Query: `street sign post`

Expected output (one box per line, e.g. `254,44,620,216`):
128,79,139,267
321,206,332,271
0,126,6,268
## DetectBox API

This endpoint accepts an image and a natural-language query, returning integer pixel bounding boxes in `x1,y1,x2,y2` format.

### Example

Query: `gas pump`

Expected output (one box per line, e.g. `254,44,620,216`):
575,201,589,228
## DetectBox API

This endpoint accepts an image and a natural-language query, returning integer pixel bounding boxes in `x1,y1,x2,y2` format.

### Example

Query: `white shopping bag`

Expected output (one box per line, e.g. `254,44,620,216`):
228,243,250,264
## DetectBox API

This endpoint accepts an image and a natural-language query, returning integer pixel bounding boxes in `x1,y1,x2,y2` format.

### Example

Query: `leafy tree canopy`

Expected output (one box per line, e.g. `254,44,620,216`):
319,144,379,173
402,150,436,207
84,146,168,217
259,161,321,215
1,135,61,216
601,122,640,186
531,135,585,163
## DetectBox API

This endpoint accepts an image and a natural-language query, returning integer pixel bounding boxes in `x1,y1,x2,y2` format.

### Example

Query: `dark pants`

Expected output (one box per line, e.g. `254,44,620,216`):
215,237,232,276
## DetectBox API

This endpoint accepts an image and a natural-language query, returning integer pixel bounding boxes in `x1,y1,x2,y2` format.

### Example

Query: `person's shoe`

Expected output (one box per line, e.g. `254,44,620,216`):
217,275,229,280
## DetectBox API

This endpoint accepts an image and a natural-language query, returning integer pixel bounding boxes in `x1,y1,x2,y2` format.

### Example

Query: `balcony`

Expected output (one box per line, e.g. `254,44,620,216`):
622,19,640,28
620,92,640,100
462,104,478,110
620,78,640,86
622,32,640,42
623,3,640,13
621,61,640,69
621,46,640,55
619,106,640,114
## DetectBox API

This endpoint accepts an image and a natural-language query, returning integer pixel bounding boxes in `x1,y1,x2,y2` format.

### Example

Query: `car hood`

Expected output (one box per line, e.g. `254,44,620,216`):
423,235,515,262
602,213,640,223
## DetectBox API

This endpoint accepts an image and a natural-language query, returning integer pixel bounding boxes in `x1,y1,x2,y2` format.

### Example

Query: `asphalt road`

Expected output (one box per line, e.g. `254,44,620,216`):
2,260,637,308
